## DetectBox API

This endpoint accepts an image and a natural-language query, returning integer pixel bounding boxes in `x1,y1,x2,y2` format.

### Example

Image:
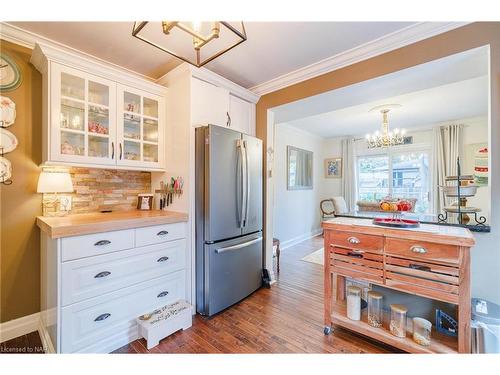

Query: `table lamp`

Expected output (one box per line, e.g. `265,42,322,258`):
37,168,74,216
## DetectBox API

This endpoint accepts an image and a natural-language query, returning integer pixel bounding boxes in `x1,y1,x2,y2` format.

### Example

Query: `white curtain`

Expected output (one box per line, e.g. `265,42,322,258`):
341,137,357,211
432,124,464,213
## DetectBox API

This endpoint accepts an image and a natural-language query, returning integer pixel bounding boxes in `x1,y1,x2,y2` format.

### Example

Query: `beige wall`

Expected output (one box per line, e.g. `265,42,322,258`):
0,40,43,323
0,41,153,323
257,22,500,303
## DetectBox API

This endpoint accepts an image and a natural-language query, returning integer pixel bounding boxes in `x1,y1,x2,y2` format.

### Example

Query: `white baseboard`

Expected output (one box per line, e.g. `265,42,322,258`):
38,321,55,353
279,229,322,250
0,312,41,343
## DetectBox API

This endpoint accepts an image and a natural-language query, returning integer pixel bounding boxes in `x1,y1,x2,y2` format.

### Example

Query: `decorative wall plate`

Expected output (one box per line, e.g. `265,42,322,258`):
0,53,22,92
0,156,12,182
0,96,17,127
0,128,18,153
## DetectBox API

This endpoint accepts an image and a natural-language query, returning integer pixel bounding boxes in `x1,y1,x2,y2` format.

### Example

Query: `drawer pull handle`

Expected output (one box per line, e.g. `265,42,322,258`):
94,240,111,247
409,263,431,272
347,237,361,244
157,230,169,236
157,256,169,262
94,271,111,278
157,291,169,298
94,313,111,322
411,245,427,254
347,252,363,258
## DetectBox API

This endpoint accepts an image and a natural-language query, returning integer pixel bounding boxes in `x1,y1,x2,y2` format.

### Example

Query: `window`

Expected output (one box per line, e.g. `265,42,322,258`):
357,149,431,214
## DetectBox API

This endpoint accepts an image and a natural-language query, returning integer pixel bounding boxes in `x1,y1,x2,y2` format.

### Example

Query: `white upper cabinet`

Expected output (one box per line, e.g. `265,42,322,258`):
190,77,230,127
116,85,165,170
229,94,256,136
31,43,166,171
185,69,258,135
51,64,117,166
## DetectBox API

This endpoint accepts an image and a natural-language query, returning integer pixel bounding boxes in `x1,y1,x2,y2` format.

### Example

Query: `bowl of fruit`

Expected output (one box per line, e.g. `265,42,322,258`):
373,199,419,228
379,199,413,213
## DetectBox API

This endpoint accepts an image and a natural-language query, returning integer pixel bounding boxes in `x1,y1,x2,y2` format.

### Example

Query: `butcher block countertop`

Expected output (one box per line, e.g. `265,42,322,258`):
322,217,475,247
37,210,188,239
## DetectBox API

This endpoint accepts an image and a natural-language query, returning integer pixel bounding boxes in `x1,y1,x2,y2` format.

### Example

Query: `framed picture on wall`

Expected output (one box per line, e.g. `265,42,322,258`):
324,157,342,178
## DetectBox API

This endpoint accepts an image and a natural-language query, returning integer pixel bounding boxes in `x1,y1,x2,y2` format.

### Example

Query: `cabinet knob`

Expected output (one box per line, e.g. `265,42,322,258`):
157,256,169,262
411,245,427,254
157,291,169,298
94,240,111,247
94,271,111,278
347,236,361,244
157,230,169,236
94,313,111,322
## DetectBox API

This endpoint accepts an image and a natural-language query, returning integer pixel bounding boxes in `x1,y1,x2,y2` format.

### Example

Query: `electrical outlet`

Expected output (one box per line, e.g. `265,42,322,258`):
59,196,72,211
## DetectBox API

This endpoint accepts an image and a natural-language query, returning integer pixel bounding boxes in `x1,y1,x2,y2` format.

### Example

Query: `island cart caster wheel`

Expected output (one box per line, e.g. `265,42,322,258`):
324,326,333,335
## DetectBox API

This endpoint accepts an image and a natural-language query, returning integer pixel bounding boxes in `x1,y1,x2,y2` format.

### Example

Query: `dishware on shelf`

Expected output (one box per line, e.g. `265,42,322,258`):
346,285,362,321
0,156,12,183
413,317,432,346
438,157,486,226
367,291,383,328
0,96,16,127
0,128,18,153
390,304,407,338
61,141,76,155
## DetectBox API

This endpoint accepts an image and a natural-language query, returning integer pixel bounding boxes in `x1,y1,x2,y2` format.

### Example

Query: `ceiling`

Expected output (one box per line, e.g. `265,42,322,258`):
10,21,416,88
274,46,489,138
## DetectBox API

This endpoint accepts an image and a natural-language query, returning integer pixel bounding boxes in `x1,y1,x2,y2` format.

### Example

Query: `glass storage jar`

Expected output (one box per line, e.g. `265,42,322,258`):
390,304,408,338
413,317,432,346
346,286,362,321
367,291,383,327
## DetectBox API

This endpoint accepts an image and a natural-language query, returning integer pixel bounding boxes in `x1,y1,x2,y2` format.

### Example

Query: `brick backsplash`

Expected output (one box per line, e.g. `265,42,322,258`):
66,168,151,213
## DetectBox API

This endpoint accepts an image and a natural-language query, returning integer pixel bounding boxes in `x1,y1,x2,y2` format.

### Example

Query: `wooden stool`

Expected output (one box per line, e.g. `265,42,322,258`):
273,238,280,273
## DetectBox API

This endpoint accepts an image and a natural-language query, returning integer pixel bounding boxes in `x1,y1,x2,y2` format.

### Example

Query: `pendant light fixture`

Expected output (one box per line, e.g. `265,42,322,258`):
132,21,247,68
366,104,406,148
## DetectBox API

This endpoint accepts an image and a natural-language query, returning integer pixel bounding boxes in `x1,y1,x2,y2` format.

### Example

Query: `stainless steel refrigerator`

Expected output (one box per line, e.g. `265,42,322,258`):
195,124,263,316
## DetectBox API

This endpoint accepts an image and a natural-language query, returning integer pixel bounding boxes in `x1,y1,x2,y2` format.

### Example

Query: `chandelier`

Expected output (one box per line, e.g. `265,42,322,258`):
132,21,247,68
366,104,406,148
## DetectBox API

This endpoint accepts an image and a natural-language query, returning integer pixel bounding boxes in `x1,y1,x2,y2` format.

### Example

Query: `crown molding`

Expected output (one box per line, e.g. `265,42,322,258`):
250,22,470,96
0,22,161,87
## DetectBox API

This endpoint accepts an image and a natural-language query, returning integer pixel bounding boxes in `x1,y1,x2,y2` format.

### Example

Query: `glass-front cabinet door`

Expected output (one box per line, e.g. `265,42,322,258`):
51,64,116,165
117,85,164,169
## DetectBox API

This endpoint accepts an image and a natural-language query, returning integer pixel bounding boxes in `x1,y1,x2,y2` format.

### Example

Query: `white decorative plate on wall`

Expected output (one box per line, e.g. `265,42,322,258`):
0,96,17,127
0,128,18,153
0,156,12,182
0,53,22,92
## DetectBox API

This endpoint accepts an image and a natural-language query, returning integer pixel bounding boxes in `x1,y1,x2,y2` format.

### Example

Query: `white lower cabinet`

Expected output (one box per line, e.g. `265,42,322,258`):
40,221,188,353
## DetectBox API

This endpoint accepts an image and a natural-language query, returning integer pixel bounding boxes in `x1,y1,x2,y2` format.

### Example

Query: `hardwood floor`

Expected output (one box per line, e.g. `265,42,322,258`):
0,331,44,354
114,236,398,354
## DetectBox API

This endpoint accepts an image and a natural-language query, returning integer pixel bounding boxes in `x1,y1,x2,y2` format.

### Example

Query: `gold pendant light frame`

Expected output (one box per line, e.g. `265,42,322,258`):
132,21,247,68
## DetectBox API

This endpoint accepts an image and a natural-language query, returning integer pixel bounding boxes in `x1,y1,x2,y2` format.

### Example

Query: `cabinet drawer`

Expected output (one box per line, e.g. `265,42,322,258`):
385,238,460,265
61,230,135,262
61,239,186,306
61,270,185,353
330,231,383,254
329,246,384,284
135,222,186,248
384,255,459,303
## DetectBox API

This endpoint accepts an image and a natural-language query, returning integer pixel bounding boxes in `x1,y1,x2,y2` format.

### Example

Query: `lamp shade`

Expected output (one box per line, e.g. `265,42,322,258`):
37,170,74,193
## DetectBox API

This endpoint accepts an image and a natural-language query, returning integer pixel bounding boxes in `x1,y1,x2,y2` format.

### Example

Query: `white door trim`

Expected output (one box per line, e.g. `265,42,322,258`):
0,312,40,344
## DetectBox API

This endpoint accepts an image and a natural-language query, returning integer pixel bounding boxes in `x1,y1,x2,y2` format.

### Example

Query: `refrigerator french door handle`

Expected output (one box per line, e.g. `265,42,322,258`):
237,140,245,228
244,140,250,226
214,237,263,254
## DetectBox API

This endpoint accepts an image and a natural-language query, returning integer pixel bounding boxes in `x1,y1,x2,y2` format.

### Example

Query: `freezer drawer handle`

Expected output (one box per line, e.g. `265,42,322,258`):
94,240,111,247
157,256,169,262
157,291,169,298
94,271,111,278
94,313,111,322
157,230,169,236
215,237,263,254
